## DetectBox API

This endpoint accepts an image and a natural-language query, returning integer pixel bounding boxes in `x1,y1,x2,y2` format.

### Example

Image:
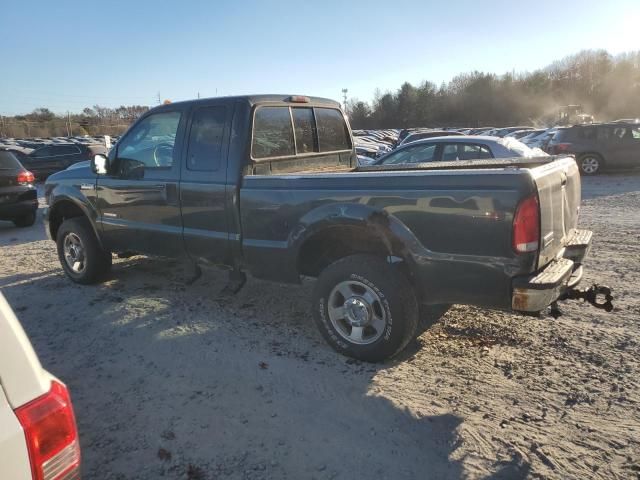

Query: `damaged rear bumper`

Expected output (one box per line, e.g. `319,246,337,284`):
511,229,592,313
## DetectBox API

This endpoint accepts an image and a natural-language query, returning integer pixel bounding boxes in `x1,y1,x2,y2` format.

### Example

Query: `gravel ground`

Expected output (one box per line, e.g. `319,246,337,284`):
0,173,639,480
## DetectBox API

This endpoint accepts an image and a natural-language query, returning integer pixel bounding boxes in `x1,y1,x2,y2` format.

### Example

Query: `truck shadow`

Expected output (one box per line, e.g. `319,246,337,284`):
1,257,530,479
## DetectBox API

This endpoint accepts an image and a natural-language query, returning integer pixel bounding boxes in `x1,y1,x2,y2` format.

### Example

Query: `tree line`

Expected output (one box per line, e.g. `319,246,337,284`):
2,49,639,138
347,50,640,129
0,105,150,138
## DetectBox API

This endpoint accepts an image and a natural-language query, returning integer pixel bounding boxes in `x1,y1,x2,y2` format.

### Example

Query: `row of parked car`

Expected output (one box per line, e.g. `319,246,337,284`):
353,119,640,175
0,136,110,180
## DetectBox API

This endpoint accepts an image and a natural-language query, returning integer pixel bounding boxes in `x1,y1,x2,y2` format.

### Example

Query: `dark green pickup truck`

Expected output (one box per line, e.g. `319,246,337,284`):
44,95,600,361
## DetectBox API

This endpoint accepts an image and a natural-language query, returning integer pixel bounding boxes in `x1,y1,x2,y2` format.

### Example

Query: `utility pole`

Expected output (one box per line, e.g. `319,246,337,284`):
0,116,5,137
341,88,348,112
157,92,161,104
197,91,200,99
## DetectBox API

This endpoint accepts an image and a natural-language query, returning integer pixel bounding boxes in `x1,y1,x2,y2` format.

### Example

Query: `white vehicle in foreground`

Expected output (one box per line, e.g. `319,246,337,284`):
0,292,81,480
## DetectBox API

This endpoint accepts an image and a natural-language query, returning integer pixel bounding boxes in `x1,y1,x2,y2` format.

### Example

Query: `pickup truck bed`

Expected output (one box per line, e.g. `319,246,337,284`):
43,94,597,362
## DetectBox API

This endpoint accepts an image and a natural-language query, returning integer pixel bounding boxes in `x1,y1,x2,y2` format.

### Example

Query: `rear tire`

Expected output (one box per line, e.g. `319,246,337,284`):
12,211,36,228
312,254,419,362
578,154,603,175
56,217,111,284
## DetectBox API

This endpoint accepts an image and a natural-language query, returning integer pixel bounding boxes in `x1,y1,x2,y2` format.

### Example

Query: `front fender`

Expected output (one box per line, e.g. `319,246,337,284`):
47,184,102,246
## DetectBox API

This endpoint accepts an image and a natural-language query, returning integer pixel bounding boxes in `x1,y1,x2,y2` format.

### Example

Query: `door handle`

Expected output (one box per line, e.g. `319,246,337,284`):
153,184,166,190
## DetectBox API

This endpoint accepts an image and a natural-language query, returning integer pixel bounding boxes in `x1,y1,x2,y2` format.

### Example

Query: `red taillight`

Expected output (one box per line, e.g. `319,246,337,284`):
14,381,80,480
512,194,540,254
552,143,572,154
17,170,35,185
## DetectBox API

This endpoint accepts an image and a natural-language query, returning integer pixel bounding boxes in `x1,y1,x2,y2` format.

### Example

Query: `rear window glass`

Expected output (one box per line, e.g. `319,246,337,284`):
292,108,318,154
187,106,227,171
379,143,437,165
0,151,21,169
252,105,350,159
252,107,295,159
315,108,351,152
498,138,536,157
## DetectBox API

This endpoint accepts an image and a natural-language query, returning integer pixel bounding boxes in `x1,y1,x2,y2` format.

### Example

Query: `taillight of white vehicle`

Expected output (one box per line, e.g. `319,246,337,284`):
512,194,540,253
14,381,80,480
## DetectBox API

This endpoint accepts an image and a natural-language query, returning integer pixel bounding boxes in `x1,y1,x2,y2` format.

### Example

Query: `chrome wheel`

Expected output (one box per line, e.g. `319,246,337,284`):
63,233,86,274
581,156,600,174
327,280,387,345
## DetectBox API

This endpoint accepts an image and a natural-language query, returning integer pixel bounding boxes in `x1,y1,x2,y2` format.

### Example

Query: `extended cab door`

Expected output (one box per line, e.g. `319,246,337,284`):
95,108,186,257
180,101,233,265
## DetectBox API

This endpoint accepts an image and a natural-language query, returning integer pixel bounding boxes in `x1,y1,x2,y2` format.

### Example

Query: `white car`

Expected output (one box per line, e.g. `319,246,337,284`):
0,293,81,480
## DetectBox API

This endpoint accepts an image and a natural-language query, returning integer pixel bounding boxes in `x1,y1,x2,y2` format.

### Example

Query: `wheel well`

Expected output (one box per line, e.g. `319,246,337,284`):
49,200,85,239
297,226,400,277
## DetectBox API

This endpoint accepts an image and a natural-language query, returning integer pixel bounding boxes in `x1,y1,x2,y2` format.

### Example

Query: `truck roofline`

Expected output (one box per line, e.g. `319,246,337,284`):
149,94,341,112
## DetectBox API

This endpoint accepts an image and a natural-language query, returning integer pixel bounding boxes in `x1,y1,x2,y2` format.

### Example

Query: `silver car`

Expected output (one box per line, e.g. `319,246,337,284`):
374,136,546,165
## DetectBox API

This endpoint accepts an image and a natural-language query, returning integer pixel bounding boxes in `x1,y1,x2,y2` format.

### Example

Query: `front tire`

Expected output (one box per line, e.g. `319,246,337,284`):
13,211,36,228
312,254,419,362
56,217,111,284
578,154,603,175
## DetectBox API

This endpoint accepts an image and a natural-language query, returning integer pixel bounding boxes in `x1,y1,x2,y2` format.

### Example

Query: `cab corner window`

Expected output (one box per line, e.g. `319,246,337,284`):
117,111,181,169
315,108,351,152
252,107,295,159
187,106,227,171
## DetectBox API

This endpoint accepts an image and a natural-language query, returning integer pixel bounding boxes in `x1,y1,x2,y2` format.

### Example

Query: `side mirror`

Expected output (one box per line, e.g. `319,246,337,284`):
92,154,109,175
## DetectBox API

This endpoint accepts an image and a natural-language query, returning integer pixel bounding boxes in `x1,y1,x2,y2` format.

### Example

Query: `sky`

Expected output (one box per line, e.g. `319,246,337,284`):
0,0,638,115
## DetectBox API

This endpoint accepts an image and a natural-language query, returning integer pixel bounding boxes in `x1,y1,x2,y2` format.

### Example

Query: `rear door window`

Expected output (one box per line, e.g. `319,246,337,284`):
315,108,351,152
596,127,611,141
460,144,492,160
612,127,628,141
442,144,459,161
186,106,227,171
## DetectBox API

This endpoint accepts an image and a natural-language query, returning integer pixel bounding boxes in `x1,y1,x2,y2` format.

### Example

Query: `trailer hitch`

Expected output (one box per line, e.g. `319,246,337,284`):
549,284,614,318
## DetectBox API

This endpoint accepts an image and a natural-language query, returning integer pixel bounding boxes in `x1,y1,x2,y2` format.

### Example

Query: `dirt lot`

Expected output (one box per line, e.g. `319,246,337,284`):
1,173,639,480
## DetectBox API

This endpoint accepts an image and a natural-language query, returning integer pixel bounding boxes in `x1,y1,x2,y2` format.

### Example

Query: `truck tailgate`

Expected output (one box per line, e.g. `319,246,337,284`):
530,157,581,268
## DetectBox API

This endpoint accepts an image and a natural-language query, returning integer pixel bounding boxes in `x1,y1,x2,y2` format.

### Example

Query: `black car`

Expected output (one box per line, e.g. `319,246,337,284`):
548,122,640,174
21,143,107,179
0,150,38,227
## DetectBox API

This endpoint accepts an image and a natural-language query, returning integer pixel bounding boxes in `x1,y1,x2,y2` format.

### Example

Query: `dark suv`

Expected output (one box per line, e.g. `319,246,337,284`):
548,123,640,175
21,143,107,180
